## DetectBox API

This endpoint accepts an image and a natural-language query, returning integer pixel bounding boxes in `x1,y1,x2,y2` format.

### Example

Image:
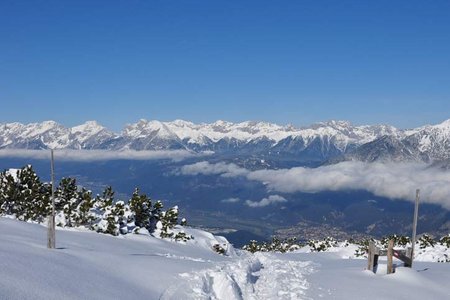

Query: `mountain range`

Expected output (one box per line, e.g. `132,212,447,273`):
1,119,450,164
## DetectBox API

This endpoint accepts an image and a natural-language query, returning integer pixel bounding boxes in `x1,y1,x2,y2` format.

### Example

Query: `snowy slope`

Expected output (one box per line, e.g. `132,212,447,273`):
0,218,232,299
1,218,450,300
347,119,450,163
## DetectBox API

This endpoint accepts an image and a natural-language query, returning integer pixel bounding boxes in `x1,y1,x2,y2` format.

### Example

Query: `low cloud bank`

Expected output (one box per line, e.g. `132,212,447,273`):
0,149,201,162
180,161,450,208
179,161,248,177
245,195,287,208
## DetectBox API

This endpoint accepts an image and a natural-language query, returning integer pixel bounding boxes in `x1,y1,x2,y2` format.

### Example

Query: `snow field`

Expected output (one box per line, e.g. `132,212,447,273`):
161,252,314,300
2,218,450,300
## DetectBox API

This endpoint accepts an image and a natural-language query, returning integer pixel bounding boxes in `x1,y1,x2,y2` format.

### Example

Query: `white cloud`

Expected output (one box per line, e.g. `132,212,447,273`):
0,149,200,162
246,161,450,207
221,197,241,203
245,195,287,208
180,160,450,209
179,161,249,177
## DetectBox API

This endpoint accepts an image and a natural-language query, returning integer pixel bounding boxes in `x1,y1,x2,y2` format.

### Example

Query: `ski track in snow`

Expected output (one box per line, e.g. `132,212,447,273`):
160,252,314,300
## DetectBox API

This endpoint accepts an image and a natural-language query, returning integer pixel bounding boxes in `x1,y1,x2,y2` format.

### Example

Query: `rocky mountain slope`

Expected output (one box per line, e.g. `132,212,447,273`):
1,119,449,163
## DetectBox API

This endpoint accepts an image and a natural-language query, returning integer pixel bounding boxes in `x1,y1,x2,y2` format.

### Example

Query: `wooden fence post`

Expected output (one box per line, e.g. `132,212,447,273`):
387,239,394,274
367,241,376,272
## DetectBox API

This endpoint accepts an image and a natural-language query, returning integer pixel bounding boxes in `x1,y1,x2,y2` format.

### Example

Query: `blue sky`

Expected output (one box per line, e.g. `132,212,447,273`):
1,0,450,131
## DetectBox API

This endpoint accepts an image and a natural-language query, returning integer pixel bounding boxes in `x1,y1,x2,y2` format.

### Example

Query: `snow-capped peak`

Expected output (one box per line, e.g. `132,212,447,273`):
433,118,450,130
122,119,181,142
71,121,105,134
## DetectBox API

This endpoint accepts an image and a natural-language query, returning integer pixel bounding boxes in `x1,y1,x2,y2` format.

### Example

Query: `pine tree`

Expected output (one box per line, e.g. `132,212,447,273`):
99,186,114,209
56,177,80,227
102,201,127,236
34,182,51,223
0,170,17,215
1,166,46,221
75,188,95,226
114,201,128,234
149,200,163,232
103,209,118,236
160,206,179,238
129,188,152,229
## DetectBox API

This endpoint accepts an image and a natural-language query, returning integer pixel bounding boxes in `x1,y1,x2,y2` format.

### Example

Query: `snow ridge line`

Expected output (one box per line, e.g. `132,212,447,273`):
160,253,314,300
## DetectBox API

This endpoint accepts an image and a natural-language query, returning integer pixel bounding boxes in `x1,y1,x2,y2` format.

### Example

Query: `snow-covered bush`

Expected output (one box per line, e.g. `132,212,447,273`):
419,234,436,249
212,243,227,255
308,237,338,252
380,234,410,247
242,237,303,253
439,235,450,248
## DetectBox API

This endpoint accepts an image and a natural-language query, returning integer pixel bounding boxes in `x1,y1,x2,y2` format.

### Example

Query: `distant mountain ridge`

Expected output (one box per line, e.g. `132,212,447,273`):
1,119,450,163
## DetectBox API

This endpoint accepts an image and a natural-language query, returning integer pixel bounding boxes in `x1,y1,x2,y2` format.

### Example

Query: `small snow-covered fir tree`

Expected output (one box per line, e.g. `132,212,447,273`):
97,186,114,210
243,240,259,253
75,188,95,227
159,206,179,238
129,188,152,230
0,166,46,221
149,200,163,232
17,166,41,221
103,207,118,236
91,186,116,232
33,182,51,223
56,177,80,227
0,170,18,216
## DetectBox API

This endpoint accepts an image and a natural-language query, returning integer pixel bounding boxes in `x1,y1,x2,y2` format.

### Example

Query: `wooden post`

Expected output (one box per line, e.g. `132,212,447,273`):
367,241,375,272
410,189,420,267
387,239,394,274
47,149,56,249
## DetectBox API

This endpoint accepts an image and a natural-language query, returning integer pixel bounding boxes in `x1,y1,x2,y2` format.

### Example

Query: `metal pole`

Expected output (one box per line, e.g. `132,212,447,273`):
410,188,420,267
47,149,56,249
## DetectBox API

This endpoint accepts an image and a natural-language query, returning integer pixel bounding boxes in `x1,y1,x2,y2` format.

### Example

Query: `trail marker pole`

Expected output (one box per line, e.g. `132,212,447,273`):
47,149,56,249
410,189,420,267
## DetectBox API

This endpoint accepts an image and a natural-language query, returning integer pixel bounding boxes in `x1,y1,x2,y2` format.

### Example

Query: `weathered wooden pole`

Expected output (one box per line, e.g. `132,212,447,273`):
387,239,394,274
47,149,56,249
367,241,375,272
410,188,420,267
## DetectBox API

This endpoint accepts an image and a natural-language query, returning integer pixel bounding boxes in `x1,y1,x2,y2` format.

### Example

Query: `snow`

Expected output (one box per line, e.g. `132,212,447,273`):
70,121,108,144
2,218,450,299
0,120,116,150
5,168,19,180
117,119,408,152
161,252,313,299
2,119,450,156
291,251,450,299
412,119,450,159
0,218,232,299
